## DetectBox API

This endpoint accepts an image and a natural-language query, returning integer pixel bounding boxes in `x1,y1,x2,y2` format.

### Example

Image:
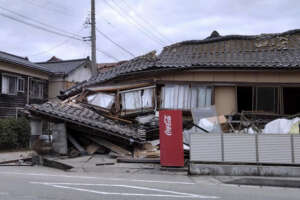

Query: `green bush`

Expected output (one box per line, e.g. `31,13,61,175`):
0,118,30,150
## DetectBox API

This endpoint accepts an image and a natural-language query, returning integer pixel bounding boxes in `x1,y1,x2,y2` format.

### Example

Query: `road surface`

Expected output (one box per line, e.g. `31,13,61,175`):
0,166,299,200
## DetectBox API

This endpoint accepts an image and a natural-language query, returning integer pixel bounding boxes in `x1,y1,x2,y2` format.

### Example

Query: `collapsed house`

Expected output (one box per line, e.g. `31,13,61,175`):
26,29,300,157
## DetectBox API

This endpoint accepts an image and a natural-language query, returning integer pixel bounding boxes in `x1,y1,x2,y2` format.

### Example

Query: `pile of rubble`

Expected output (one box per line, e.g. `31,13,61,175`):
25,83,163,164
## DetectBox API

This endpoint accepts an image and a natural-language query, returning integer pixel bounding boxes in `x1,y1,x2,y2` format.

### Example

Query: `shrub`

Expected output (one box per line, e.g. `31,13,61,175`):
0,117,30,150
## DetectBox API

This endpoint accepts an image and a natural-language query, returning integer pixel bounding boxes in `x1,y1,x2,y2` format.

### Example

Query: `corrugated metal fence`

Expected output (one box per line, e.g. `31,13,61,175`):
190,133,300,164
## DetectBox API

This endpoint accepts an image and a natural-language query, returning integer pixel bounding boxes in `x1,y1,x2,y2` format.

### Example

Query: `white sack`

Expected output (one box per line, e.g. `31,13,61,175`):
263,117,300,134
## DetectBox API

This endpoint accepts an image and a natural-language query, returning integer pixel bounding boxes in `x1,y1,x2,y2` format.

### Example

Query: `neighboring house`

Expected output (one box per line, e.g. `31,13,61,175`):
37,57,92,99
0,51,51,117
60,29,300,116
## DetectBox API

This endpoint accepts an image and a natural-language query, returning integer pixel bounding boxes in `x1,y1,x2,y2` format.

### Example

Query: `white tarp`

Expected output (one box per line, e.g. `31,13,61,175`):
122,88,154,110
263,117,300,134
87,93,115,108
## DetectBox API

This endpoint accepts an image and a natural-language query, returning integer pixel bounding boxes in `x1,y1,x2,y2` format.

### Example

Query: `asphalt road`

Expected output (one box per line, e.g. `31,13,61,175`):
0,166,299,200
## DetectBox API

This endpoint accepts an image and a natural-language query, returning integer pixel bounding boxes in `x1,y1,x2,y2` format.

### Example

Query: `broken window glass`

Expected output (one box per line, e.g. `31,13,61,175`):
87,92,115,109
161,84,212,109
121,88,154,110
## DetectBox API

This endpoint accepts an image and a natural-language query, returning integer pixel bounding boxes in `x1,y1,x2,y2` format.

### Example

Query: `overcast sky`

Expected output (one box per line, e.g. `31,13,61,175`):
0,0,299,63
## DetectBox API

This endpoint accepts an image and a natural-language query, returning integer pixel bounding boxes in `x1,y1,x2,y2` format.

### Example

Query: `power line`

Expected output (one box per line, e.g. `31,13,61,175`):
82,41,119,62
0,6,82,38
109,0,168,45
23,0,74,17
29,39,71,57
29,27,86,57
96,28,135,57
102,0,165,46
0,13,83,41
119,0,172,43
96,48,119,62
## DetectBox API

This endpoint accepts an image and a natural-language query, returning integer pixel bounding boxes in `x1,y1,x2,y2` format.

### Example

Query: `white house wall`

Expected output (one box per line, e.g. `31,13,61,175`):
66,65,92,83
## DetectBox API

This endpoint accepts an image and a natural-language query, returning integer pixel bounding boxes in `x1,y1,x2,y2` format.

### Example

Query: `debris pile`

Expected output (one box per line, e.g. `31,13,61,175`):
25,83,162,164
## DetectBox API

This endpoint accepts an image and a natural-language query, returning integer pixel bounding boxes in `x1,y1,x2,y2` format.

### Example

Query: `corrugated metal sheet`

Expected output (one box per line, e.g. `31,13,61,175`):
190,133,222,162
293,136,300,163
190,133,300,164
258,135,292,163
223,134,256,162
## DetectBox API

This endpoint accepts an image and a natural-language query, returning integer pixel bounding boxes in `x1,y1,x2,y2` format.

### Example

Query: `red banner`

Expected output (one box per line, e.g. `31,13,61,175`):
159,110,184,167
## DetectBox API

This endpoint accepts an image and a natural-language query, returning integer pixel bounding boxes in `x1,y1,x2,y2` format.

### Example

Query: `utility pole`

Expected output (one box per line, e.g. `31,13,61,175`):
91,0,97,74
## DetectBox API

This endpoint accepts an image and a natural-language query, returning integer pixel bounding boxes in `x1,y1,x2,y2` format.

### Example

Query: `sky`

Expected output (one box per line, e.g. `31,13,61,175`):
0,0,299,63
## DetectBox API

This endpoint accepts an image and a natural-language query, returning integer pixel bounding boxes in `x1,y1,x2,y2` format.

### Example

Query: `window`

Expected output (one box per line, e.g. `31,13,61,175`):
121,88,154,110
18,78,25,92
237,86,279,113
256,87,278,113
161,84,212,109
2,74,18,95
87,93,115,109
30,79,44,99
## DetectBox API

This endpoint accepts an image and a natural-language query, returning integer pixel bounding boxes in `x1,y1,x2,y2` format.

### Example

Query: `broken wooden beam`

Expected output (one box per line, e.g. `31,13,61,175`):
117,157,160,164
42,158,73,170
67,134,87,155
85,135,131,156
0,158,32,165
95,162,115,166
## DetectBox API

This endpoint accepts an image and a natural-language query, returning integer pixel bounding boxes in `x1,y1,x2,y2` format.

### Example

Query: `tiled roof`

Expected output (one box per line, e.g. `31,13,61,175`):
37,58,90,75
0,51,52,73
59,51,157,98
60,29,300,99
26,101,146,144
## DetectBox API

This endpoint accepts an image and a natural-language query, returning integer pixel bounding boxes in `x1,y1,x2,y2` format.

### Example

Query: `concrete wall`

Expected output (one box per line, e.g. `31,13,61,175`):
66,65,92,83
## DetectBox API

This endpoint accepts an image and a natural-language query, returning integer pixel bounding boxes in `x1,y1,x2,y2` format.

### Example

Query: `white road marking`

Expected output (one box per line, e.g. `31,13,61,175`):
0,171,194,185
0,192,9,195
31,181,219,199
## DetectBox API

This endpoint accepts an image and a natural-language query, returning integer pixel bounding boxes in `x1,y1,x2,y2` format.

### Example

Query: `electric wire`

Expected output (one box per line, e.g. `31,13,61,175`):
96,27,135,57
0,13,83,41
119,0,172,43
102,0,165,46
109,0,167,45
0,6,82,38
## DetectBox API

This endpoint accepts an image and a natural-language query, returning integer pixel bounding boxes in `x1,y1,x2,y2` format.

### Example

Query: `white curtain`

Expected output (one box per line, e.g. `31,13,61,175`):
87,93,115,108
122,88,154,110
162,85,212,109
142,89,153,108
1,76,9,94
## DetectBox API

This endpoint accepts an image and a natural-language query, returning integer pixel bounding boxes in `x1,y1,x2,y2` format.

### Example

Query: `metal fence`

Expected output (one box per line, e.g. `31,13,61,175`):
190,133,300,164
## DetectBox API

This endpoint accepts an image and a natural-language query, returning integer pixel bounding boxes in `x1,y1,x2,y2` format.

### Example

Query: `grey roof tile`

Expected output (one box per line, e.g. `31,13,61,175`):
37,58,89,74
60,29,300,99
0,51,52,73
26,101,146,143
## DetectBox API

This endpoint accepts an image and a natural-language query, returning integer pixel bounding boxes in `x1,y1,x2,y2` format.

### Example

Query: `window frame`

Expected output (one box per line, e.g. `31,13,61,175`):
120,86,156,111
30,79,44,99
17,77,25,92
1,73,21,95
160,84,213,110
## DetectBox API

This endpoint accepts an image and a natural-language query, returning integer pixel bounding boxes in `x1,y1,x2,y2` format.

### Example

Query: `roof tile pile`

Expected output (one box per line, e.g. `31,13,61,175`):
26,101,146,144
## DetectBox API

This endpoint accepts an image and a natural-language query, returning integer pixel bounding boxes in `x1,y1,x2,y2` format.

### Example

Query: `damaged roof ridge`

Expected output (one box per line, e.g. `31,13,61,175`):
163,29,300,49
36,57,89,64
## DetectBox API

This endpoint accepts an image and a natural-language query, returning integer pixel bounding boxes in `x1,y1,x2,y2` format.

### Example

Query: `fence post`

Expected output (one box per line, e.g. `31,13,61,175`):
255,134,259,163
291,135,295,163
221,132,224,162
